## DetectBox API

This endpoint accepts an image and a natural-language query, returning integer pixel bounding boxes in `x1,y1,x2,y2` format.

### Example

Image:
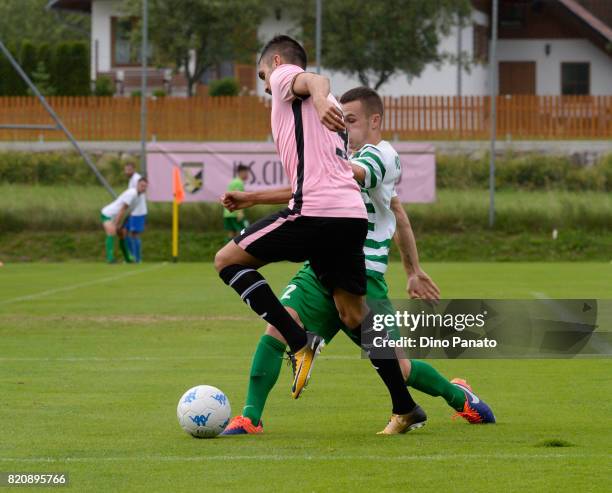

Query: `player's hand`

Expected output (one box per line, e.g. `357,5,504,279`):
407,270,440,302
221,191,254,211
313,95,345,132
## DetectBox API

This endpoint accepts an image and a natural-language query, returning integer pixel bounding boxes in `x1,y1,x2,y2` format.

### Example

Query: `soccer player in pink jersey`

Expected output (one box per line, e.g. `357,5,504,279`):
215,37,420,430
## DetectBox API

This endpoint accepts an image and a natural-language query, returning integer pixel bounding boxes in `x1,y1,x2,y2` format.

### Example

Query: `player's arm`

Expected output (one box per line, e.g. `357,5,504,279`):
391,196,440,301
351,163,366,184
113,203,129,229
351,150,385,190
221,187,292,211
292,73,345,131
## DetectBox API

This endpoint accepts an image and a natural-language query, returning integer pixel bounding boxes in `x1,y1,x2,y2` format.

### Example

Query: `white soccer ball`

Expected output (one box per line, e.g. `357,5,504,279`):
176,385,231,438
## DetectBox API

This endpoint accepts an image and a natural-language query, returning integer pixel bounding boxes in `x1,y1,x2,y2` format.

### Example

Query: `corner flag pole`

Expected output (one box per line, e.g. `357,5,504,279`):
172,166,185,262
172,198,179,262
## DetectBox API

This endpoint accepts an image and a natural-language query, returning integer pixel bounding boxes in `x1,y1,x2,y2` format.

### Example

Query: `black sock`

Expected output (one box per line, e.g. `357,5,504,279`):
219,265,307,352
355,311,416,415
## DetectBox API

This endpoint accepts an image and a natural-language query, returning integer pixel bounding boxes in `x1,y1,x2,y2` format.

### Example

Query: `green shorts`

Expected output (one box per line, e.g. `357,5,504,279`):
279,263,396,345
223,217,247,232
100,213,126,228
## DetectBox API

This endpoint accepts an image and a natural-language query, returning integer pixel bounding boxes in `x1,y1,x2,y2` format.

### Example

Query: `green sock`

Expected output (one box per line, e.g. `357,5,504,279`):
407,360,466,411
118,239,132,262
105,236,115,262
242,335,286,424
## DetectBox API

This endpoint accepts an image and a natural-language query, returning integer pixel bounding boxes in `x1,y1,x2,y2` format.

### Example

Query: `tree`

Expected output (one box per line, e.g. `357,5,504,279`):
0,42,26,96
29,61,56,96
68,42,91,95
51,41,90,96
291,0,471,90
125,0,266,96
53,43,73,96
0,0,89,47
20,41,38,83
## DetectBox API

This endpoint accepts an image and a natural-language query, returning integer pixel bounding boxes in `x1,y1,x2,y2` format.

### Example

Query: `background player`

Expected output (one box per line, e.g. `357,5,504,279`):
100,177,148,264
123,161,147,263
223,164,250,240
220,87,495,435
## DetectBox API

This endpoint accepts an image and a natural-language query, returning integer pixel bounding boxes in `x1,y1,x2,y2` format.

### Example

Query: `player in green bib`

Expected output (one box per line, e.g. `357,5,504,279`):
221,88,495,435
223,164,250,241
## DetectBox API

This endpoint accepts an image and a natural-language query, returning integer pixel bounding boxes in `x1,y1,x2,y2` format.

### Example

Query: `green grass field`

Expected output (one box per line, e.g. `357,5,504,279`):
1,262,611,492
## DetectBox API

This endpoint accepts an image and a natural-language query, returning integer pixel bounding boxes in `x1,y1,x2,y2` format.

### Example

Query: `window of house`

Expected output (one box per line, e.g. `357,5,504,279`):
561,63,590,95
112,17,152,66
473,24,488,63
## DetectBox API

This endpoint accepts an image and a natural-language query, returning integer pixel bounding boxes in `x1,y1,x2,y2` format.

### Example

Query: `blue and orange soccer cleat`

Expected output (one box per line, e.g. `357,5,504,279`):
220,416,263,436
451,378,496,424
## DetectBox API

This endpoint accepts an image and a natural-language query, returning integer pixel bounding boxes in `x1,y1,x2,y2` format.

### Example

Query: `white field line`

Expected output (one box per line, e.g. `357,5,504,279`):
0,263,168,306
0,453,608,463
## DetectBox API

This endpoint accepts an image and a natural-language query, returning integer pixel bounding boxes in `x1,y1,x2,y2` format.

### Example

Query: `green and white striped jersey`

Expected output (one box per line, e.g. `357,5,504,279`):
351,140,402,278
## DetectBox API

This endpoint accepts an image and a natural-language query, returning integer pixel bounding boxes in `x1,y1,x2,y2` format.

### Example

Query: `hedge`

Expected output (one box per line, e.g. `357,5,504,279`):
436,153,611,191
0,152,125,186
0,151,609,191
0,40,89,96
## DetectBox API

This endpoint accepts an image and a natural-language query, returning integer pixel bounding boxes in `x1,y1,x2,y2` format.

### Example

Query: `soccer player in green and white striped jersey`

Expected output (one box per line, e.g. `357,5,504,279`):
220,87,495,435
352,137,402,280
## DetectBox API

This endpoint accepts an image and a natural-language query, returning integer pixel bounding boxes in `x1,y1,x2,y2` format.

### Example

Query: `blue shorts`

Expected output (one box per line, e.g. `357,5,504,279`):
126,215,147,233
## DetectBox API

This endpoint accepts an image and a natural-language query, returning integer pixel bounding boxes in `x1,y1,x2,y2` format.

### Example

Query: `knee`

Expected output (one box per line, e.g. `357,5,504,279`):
399,358,411,381
264,324,287,345
214,249,229,273
339,308,363,330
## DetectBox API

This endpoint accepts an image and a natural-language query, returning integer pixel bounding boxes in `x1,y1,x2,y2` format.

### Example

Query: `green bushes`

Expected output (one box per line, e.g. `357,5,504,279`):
0,152,125,186
0,42,25,95
0,151,609,193
437,153,611,191
93,76,114,96
208,77,240,96
19,41,38,87
53,41,90,95
1,151,609,191
0,40,90,96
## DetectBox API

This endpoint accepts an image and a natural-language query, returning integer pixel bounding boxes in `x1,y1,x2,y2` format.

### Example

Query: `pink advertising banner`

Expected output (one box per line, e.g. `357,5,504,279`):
147,142,435,203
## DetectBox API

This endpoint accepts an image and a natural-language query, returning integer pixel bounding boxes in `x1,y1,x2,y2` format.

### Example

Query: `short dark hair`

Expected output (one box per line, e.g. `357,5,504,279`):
237,164,249,173
340,87,384,117
138,176,148,184
259,35,307,69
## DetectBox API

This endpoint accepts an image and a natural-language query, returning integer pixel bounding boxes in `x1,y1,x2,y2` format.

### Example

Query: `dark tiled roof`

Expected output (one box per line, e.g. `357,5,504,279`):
559,0,612,41
46,0,91,13
576,0,612,29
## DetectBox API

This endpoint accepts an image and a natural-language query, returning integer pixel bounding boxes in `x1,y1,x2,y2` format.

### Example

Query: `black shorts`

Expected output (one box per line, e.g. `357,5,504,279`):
234,208,367,296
